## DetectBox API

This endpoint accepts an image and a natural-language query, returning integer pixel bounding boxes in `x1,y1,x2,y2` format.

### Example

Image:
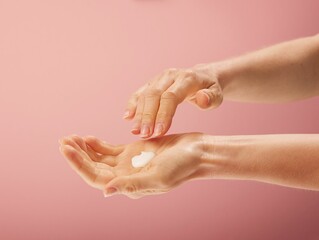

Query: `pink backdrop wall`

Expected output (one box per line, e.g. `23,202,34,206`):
1,0,319,239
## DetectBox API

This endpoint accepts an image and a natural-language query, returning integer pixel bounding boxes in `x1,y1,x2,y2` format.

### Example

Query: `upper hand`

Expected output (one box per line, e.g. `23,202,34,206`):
124,64,223,139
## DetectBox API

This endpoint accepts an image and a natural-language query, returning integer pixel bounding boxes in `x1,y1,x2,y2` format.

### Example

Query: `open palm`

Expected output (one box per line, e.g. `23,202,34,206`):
59,133,203,199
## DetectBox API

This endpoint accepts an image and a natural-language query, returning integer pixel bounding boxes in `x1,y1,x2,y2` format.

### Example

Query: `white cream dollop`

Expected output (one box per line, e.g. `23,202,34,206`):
131,151,155,168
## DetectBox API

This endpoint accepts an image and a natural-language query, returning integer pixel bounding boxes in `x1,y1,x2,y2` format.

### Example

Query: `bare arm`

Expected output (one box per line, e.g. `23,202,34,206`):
216,34,319,102
199,134,319,191
125,35,319,138
60,133,319,199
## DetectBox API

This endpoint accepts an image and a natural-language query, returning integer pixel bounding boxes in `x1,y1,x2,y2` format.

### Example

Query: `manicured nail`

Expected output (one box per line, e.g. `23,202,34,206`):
140,124,150,137
154,123,164,136
104,187,118,197
123,110,130,119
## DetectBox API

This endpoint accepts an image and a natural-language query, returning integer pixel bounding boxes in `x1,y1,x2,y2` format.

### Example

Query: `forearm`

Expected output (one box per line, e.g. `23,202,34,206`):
212,35,319,102
197,134,319,191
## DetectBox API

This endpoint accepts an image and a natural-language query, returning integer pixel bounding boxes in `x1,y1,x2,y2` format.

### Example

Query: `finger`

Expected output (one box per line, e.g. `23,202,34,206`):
70,135,103,162
124,85,147,120
84,136,124,156
131,94,145,135
86,144,103,162
60,137,91,161
70,135,88,151
153,79,190,137
194,84,223,109
103,171,159,197
85,145,117,168
61,137,114,170
69,136,107,164
131,70,177,136
153,73,205,137
139,89,161,138
60,145,115,189
139,72,176,138
152,91,178,137
60,145,98,188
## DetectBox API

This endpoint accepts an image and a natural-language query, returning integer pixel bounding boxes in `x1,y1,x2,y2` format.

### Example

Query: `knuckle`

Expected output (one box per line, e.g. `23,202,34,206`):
143,88,162,98
183,74,196,85
134,112,143,120
157,111,173,121
184,68,196,78
161,91,178,100
164,68,178,75
72,135,81,143
142,112,155,122
130,92,140,101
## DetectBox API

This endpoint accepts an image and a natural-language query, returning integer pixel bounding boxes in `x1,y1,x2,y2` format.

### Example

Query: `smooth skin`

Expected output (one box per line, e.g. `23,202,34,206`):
59,133,204,199
60,34,319,198
124,34,319,138
59,133,319,199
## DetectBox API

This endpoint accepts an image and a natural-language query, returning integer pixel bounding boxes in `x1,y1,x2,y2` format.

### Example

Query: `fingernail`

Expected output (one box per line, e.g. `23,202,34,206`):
154,123,164,136
104,187,118,197
123,110,130,119
131,122,140,134
140,124,150,137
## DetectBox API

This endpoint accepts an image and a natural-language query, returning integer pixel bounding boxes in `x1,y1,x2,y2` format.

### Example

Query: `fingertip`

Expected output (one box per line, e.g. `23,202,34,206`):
104,187,118,197
61,144,74,153
71,135,88,150
153,119,171,138
195,90,211,109
140,124,152,138
153,123,164,137
131,128,140,135
131,122,141,135
60,145,77,159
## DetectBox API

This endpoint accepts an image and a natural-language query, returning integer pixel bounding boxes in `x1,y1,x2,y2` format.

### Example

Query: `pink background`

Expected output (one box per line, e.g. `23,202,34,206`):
0,0,319,239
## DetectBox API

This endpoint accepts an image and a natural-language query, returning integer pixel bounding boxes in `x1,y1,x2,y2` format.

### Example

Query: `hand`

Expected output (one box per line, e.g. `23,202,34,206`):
124,64,223,139
59,133,205,199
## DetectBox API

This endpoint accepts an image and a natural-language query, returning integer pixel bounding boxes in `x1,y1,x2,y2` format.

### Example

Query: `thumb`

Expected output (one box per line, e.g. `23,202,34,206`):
195,84,223,110
103,172,157,197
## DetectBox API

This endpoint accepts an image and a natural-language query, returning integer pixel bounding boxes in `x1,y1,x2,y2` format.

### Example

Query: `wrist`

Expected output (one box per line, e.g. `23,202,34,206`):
192,61,234,92
196,134,253,180
213,60,235,93
197,134,231,179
